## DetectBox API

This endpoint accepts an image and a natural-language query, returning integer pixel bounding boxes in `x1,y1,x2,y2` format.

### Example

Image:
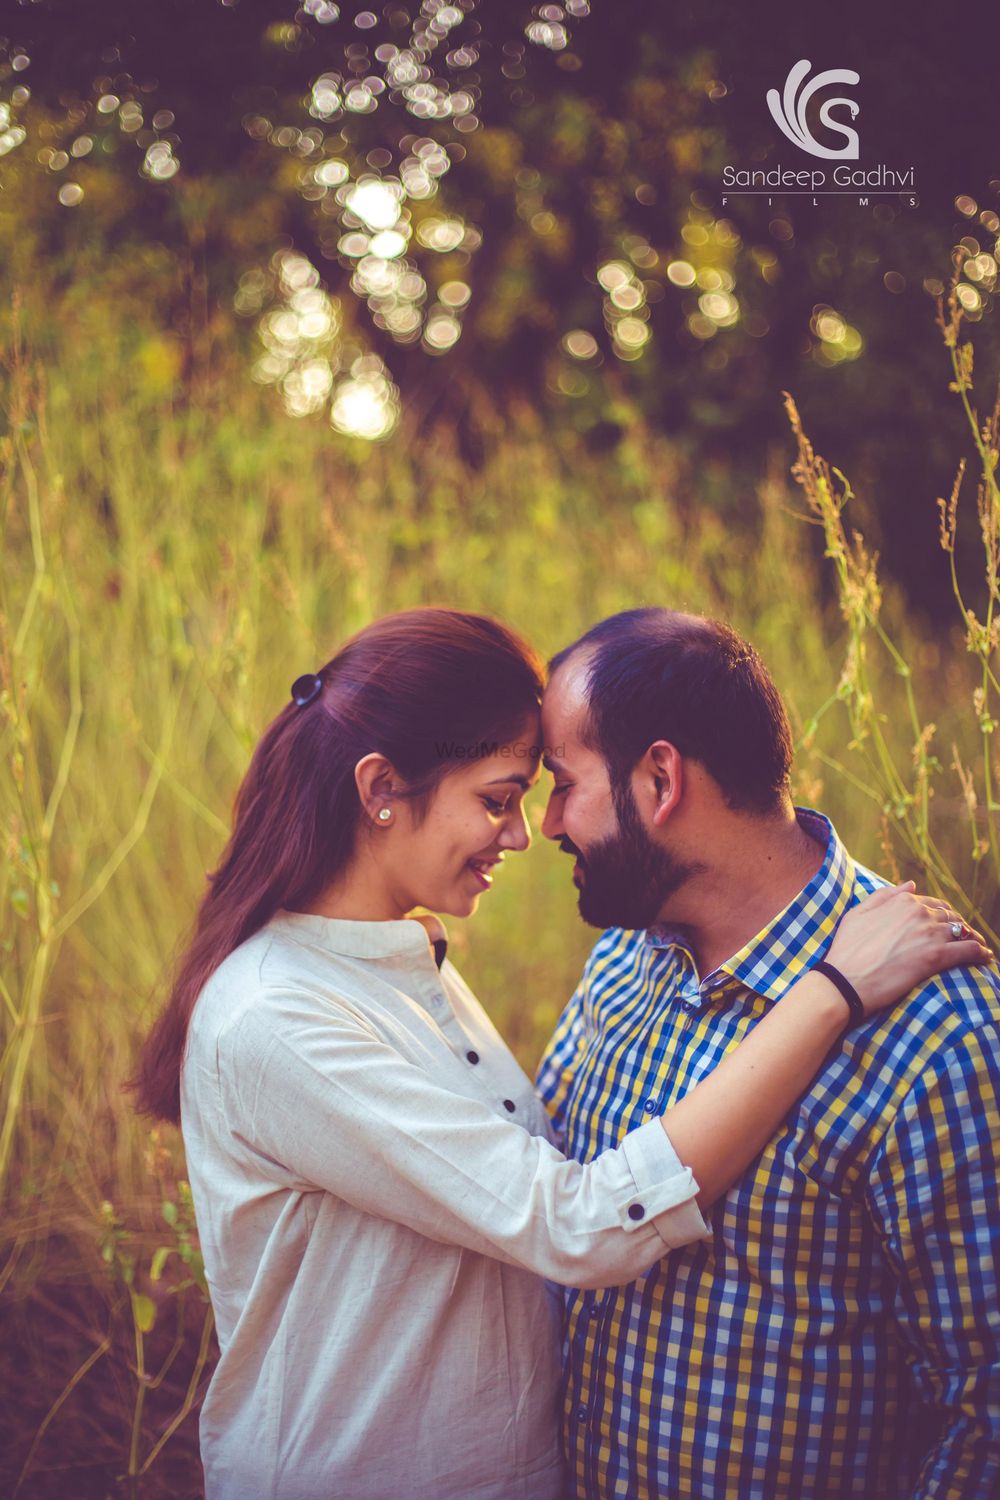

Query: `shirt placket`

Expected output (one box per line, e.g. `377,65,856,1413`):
415,963,526,1121
569,967,687,1481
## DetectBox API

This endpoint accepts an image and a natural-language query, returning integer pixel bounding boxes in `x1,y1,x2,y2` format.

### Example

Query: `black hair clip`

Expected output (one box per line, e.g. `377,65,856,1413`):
291,673,323,707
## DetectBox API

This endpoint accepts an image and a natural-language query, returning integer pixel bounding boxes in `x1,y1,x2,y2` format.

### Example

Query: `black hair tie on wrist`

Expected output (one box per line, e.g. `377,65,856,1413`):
813,960,866,1028
291,673,323,707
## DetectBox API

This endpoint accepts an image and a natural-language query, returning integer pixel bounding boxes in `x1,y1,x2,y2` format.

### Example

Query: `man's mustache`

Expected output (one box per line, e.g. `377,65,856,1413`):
559,838,584,862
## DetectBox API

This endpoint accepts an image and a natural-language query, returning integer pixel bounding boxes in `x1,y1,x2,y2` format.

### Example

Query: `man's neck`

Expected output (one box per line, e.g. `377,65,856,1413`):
663,809,826,980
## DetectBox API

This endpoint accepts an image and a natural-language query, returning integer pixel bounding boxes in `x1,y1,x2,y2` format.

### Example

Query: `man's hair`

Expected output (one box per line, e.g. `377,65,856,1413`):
550,608,793,814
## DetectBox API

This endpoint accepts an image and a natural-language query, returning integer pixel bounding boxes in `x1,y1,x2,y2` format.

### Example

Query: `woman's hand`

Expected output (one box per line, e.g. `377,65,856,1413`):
658,883,993,1211
825,882,993,1019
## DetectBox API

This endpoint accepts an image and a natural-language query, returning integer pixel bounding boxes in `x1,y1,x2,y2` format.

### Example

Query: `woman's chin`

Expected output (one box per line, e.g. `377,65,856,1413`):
434,890,480,920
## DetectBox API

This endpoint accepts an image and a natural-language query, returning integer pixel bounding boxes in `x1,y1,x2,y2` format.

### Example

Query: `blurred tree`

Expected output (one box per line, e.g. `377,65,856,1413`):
1,0,997,613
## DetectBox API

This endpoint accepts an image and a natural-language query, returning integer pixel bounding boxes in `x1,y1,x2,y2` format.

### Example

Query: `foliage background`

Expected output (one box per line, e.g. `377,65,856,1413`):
1,1,998,1493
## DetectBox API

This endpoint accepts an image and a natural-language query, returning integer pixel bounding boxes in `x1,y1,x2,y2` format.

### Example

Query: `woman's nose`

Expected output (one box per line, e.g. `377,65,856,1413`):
501,805,531,852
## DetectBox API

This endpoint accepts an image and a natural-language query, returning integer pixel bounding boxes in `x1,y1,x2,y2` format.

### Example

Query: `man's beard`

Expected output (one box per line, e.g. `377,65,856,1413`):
569,780,699,930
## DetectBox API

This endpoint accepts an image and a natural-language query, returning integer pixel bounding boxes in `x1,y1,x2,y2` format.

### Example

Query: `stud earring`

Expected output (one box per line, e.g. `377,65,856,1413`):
377,807,392,823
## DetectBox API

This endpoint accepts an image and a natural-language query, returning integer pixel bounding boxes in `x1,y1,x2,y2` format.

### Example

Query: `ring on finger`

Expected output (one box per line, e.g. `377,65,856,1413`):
949,919,970,940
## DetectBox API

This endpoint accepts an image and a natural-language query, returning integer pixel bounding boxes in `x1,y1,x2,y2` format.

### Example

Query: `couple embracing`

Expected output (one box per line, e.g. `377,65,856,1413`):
136,605,1000,1500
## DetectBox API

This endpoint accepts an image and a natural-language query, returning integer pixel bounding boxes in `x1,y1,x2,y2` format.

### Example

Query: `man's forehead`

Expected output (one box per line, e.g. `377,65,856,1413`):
542,653,596,766
543,651,592,717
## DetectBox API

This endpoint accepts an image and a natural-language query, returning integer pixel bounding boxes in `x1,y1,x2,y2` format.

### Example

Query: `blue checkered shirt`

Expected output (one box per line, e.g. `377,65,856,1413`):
536,809,1000,1498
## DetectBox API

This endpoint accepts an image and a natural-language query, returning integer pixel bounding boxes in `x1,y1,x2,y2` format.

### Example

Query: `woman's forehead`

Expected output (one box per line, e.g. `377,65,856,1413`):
447,736,542,784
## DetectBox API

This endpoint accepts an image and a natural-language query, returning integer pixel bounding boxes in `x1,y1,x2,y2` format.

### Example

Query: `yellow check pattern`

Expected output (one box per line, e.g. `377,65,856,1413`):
536,810,1000,1499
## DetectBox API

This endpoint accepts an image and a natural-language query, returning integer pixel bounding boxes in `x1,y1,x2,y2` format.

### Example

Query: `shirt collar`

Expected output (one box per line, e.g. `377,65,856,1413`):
270,910,447,968
645,808,857,1003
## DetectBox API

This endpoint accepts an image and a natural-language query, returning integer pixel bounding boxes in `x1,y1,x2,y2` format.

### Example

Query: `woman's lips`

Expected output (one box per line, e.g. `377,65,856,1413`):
467,858,500,890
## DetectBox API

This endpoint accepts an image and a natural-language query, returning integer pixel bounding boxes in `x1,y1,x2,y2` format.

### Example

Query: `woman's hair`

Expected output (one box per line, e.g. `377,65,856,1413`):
134,608,544,1124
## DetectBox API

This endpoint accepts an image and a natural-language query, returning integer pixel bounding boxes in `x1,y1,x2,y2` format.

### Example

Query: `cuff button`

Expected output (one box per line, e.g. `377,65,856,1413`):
627,1203,646,1221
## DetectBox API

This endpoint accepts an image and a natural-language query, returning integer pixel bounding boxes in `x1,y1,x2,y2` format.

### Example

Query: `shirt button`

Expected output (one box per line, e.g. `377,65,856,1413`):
503,1098,516,1113
466,1050,480,1065
627,1203,646,1221
643,1098,657,1113
575,1404,588,1422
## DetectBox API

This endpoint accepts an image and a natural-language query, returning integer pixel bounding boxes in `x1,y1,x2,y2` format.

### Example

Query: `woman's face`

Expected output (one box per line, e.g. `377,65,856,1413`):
385,721,542,918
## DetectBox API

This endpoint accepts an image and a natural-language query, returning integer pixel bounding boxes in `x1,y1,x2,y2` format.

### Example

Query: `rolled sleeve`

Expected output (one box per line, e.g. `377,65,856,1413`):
219,989,707,1290
618,1118,712,1249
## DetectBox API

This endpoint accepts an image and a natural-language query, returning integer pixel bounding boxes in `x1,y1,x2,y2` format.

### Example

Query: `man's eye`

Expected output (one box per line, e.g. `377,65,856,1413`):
552,784,571,796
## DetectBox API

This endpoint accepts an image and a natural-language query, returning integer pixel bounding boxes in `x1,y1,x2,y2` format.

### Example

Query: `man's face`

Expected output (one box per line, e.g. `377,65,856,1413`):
540,659,694,929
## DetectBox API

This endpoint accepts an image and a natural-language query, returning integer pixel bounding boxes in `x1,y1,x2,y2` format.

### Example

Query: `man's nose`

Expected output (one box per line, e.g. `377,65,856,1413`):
541,793,564,842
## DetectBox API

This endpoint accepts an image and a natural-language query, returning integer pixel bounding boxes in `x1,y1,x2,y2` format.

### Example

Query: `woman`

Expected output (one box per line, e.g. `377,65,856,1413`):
135,608,987,1500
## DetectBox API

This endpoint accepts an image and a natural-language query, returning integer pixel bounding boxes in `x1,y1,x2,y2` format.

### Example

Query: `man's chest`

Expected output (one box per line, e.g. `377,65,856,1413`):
561,980,900,1230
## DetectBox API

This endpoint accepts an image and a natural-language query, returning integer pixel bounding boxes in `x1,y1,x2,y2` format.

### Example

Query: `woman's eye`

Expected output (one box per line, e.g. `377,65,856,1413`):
483,796,510,815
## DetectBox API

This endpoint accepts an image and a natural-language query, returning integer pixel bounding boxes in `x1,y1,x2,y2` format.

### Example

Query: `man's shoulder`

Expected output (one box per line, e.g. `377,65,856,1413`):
850,860,889,896
843,859,1000,1065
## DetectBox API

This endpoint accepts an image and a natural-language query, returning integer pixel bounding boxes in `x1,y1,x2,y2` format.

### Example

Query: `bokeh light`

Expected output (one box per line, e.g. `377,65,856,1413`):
415,216,468,251
597,261,651,360
423,309,462,352
562,330,599,359
314,159,350,186
810,305,863,364
438,280,471,308
345,178,404,231
330,355,400,439
249,251,342,417
143,140,179,180
667,260,697,287
526,20,569,50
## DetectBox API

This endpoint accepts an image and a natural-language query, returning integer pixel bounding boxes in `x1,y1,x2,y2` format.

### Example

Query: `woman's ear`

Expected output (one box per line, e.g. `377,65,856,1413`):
643,740,683,828
354,753,403,826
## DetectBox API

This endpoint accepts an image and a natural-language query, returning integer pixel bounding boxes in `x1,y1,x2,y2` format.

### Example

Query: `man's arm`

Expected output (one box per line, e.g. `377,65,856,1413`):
865,1018,1000,1499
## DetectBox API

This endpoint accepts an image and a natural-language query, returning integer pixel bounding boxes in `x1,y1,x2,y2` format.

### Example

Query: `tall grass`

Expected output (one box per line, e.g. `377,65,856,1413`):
1,272,993,1492
784,249,1000,941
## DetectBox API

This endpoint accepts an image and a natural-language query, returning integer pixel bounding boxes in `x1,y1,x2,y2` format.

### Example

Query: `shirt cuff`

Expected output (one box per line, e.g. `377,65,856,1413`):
618,1117,713,1249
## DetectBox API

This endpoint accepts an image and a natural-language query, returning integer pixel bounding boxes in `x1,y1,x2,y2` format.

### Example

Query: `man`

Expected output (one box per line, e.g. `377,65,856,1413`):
535,607,1000,1499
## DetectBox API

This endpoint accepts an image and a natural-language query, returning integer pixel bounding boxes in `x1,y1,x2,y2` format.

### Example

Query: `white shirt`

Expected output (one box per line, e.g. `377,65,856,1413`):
180,909,709,1500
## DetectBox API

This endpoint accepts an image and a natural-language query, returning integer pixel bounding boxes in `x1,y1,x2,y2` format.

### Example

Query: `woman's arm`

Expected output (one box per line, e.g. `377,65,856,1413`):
214,991,707,1290
208,889,987,1289
658,884,993,1211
